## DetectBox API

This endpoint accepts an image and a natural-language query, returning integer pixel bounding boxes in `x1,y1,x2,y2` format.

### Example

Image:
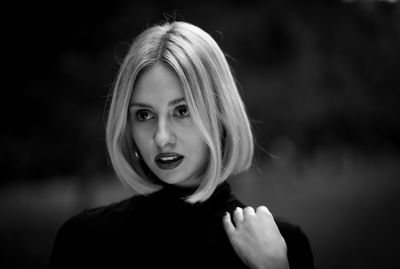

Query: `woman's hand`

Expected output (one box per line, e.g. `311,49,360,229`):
223,206,290,269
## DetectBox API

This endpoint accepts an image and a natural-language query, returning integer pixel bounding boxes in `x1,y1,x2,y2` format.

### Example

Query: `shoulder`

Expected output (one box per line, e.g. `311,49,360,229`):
223,198,315,268
274,217,315,269
49,195,145,268
224,194,315,269
83,195,150,231
53,195,142,240
85,195,143,220
274,217,305,239
57,194,147,240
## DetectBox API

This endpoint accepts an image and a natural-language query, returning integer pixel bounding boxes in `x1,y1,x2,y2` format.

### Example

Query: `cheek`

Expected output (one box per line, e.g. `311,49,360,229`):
198,142,209,161
131,126,151,152
193,140,209,174
187,133,208,157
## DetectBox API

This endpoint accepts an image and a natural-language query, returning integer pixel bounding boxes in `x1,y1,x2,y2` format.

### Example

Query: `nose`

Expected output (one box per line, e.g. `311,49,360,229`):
154,117,176,149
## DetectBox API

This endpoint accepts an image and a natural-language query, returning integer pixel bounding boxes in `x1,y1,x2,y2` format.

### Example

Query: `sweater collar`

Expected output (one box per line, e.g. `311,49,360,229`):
148,181,233,210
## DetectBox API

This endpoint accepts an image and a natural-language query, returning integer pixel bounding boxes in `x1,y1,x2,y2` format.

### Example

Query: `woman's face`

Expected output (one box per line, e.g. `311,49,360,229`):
129,64,208,187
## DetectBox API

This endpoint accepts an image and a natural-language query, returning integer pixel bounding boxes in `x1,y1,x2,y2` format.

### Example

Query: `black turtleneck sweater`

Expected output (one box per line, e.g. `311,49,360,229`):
49,182,314,269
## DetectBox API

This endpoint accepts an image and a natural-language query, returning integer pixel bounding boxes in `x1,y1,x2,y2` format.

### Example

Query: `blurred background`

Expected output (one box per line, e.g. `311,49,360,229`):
2,0,400,268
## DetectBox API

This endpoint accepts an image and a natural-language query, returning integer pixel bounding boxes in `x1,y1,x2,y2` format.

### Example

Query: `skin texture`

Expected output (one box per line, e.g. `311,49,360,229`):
223,206,290,269
129,63,208,187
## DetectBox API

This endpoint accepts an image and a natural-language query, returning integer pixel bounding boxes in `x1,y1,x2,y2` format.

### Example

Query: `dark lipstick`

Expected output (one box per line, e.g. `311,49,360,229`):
155,152,184,170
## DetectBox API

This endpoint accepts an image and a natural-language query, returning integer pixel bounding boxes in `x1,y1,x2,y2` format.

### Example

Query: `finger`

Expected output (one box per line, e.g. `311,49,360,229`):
233,207,244,225
243,206,256,218
222,212,236,234
256,205,272,215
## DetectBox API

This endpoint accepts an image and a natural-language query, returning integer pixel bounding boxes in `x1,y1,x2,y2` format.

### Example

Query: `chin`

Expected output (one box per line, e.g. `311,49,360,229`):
159,174,197,186
156,174,185,185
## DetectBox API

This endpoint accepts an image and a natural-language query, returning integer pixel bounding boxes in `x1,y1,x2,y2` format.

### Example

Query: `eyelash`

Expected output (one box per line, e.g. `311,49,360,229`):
134,105,190,122
174,105,189,119
135,110,154,122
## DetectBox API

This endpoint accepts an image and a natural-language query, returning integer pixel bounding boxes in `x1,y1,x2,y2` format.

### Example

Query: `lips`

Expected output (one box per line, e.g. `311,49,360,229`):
154,152,184,170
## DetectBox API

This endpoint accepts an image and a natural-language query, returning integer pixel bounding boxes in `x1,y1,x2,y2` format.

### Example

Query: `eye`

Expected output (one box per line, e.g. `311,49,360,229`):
135,109,154,122
174,105,189,118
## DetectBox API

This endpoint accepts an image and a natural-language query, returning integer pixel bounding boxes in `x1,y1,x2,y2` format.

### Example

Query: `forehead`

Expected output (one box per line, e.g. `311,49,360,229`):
131,64,184,103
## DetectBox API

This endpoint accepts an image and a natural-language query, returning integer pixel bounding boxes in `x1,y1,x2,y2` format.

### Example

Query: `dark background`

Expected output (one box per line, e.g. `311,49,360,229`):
1,0,400,268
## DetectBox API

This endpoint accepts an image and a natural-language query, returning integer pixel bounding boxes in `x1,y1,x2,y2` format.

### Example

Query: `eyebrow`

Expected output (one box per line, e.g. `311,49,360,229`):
130,97,186,109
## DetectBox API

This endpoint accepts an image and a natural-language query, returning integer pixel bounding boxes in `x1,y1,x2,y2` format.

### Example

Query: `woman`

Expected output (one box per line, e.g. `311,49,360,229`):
49,21,314,269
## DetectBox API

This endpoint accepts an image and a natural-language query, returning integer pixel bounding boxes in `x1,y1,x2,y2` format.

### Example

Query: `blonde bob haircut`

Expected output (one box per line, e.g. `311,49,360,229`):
106,21,253,203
